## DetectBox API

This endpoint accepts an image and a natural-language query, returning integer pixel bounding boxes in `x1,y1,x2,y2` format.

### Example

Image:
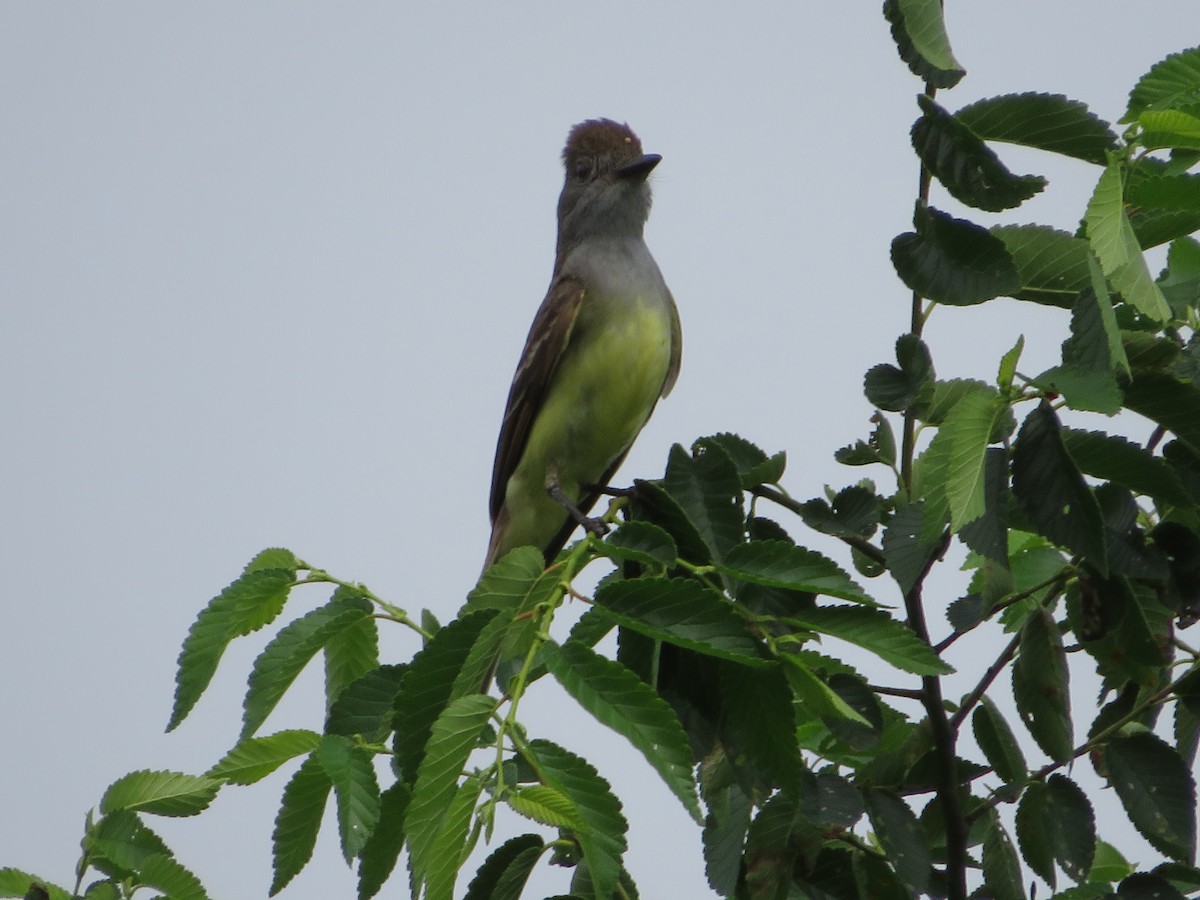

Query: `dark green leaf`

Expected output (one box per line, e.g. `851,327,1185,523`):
169,565,296,731
629,478,712,564
542,640,701,823
356,781,410,900
1118,872,1189,900
1012,403,1108,573
982,808,1025,900
206,729,322,785
1031,364,1123,414
882,0,965,88
242,593,374,739
1106,732,1197,861
463,834,544,900
665,440,745,563
324,592,379,710
991,224,1091,308
1063,428,1191,506
719,540,871,603
87,809,173,877
271,753,331,895
593,577,769,665
702,782,752,897
135,854,207,900
1013,609,1073,762
912,94,1046,211
797,486,881,540
865,788,931,895
959,448,1011,565
955,92,1118,164
700,432,786,487
891,204,1021,305
864,335,935,412
1017,775,1096,888
972,697,1027,784
721,663,804,791
1125,47,1200,121
326,665,408,741
1125,370,1200,456
1129,206,1200,250
316,735,381,863
100,770,221,818
598,521,677,568
881,502,935,596
782,605,950,675
1129,172,1200,210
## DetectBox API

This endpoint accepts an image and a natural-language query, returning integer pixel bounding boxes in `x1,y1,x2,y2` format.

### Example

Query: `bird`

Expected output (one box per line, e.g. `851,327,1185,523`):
484,118,681,570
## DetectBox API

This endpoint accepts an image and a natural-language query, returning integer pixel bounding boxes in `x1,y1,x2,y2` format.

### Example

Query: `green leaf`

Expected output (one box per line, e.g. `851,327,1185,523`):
242,592,374,738
864,335,935,412
356,781,410,900
665,440,745,563
1047,774,1097,884
405,694,497,892
1129,172,1200,210
940,389,1007,531
782,655,870,726
271,753,331,895
316,735,381,863
702,782,753,897
991,225,1091,308
1106,732,1197,861
423,775,483,900
324,591,380,709
464,546,556,614
169,565,296,731
1125,47,1200,121
393,609,497,785
463,834,544,900
797,486,882,540
1090,839,1135,884
782,605,951,675
0,870,72,900
1062,428,1192,506
1140,109,1200,151
912,94,1046,211
982,808,1025,900
1012,609,1073,762
959,448,1011,565
1085,159,1172,322
1129,206,1200,250
700,432,787,488
881,502,936,596
597,521,677,568
998,335,1025,393
891,204,1021,305
864,788,931,895
629,478,712,564
972,697,1027,784
541,640,701,823
721,663,806,790
718,540,871,603
1012,403,1108,573
206,729,322,785
506,785,585,829
592,577,769,665
1030,364,1123,415
326,664,409,741
100,770,221,817
524,739,628,900
955,92,1118,164
882,0,965,88
135,854,208,900
1125,370,1200,456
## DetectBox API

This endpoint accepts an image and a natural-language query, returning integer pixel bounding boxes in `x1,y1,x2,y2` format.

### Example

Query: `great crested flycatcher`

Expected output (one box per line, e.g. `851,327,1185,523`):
484,119,681,569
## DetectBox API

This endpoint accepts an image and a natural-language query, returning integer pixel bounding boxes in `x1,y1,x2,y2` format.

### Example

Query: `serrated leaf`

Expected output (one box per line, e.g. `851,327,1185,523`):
1031,364,1123,415
1106,732,1197,861
463,834,544,900
959,448,1011,565
1129,172,1200,210
797,486,882,540
405,694,497,892
702,782,752,897
393,610,498,785
326,664,409,741
865,788,931,895
356,781,409,900
912,94,1046,211
423,775,484,900
316,734,381,863
700,432,786,488
1090,839,1135,883
324,594,380,710
941,389,1007,531
882,0,965,88
629,478,712,564
505,785,584,829
1125,370,1200,456
592,577,769,665
1085,160,1172,322
1047,775,1097,883
271,753,331,895
1013,609,1073,762
718,540,871,603
136,854,209,900
782,655,870,726
1130,205,1200,250
991,224,1092,308
881,502,935,596
1012,403,1108,573
464,546,555,614
972,698,1027,784
169,566,296,731
1140,108,1200,151
524,739,628,900
782,605,951,675
0,870,72,900
242,593,374,739
892,205,1021,305
864,335,936,413
100,770,221,818
721,663,807,789
541,640,701,823
207,730,322,785
87,809,173,877
982,808,1025,900
667,440,745,563
956,92,1117,164
1062,428,1191,506
1126,47,1200,121
597,521,677,568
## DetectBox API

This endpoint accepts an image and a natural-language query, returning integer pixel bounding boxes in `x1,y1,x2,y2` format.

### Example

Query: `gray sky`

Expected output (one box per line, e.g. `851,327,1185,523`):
3,4,1195,898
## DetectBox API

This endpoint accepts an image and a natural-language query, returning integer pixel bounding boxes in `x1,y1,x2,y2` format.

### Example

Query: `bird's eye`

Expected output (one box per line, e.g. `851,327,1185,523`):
574,159,592,181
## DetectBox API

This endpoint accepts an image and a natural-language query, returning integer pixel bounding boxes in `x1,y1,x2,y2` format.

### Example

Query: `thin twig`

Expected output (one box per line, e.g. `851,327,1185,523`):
750,484,887,566
948,632,1022,732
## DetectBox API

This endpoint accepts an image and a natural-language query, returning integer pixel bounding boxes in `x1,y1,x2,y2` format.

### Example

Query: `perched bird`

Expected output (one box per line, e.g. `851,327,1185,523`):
484,119,681,569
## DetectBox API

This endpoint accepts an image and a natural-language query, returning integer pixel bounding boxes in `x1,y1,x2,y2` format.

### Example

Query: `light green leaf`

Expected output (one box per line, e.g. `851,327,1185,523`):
100,770,222,818
207,730,322,785
423,775,484,900
0,870,73,900
1125,46,1200,121
505,785,585,830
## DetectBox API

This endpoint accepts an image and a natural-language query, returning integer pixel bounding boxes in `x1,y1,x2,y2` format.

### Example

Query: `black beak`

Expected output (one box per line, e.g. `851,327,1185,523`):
615,153,661,181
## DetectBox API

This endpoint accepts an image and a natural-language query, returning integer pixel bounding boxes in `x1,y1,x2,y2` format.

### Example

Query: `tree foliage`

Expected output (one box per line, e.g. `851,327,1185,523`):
6,4,1200,899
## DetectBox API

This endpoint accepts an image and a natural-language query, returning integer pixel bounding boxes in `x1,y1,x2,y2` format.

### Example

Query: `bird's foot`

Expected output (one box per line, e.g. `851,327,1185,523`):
547,481,610,538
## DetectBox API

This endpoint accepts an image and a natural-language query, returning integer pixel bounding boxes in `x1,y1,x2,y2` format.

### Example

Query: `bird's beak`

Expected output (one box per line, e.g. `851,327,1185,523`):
615,153,661,181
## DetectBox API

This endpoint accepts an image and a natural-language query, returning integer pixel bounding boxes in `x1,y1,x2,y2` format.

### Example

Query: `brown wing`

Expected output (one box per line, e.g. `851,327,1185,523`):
488,276,586,523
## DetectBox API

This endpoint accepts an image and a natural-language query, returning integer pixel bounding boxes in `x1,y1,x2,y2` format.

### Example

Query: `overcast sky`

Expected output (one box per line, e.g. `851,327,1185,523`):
3,4,1196,898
